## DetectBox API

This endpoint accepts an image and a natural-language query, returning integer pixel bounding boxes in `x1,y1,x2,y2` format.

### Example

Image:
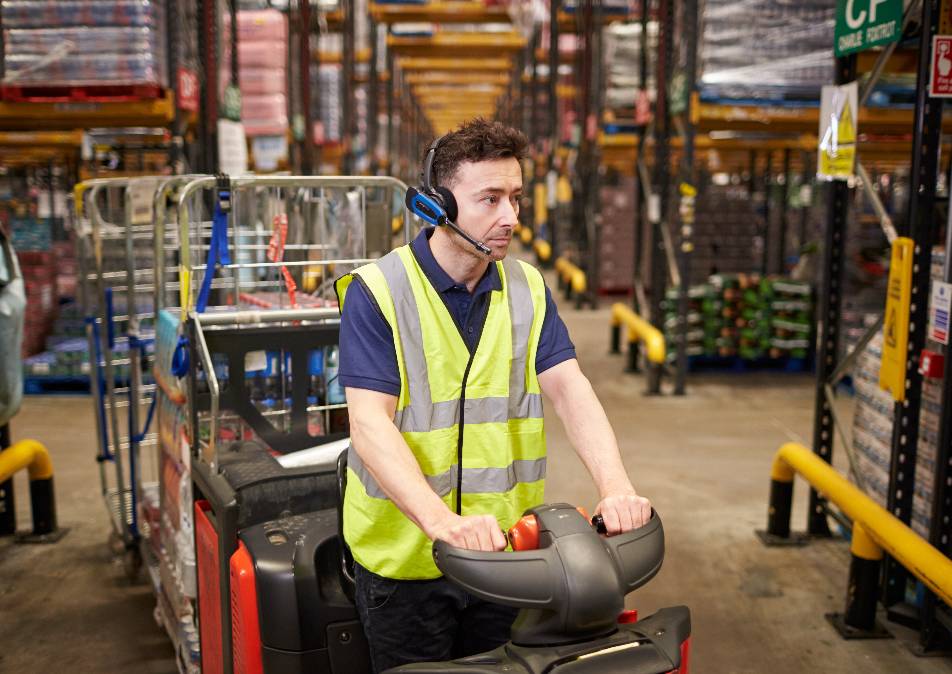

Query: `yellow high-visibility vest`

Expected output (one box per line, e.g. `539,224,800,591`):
335,245,548,579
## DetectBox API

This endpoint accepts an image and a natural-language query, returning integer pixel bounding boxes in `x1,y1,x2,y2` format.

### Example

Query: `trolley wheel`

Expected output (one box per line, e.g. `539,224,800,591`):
123,545,143,581
107,530,125,557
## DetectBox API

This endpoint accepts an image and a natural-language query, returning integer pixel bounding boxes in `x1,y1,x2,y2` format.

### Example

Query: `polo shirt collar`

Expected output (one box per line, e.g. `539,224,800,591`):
410,227,502,295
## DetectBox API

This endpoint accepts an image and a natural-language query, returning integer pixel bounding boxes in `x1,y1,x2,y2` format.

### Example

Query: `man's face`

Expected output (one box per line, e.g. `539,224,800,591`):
447,157,522,261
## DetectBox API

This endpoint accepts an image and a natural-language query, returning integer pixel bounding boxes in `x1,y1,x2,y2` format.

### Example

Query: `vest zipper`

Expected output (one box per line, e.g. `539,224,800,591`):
456,350,476,515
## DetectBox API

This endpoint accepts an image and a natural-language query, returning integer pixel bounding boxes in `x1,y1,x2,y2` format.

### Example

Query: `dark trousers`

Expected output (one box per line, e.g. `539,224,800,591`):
354,562,519,673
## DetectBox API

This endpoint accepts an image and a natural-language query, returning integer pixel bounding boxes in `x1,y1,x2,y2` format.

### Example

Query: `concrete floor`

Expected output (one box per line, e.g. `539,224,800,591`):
2,296,951,672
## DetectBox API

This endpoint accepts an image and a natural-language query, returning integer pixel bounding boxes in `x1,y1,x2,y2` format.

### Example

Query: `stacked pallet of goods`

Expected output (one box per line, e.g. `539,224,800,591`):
1,0,168,99
233,9,290,170
663,274,814,368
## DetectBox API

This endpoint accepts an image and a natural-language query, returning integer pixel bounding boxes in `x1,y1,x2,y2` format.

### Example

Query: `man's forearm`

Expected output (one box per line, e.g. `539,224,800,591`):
350,410,452,537
549,373,635,497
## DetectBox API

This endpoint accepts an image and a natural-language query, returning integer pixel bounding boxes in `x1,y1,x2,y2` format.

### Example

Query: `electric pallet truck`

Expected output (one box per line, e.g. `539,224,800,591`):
188,317,689,674
199,448,690,673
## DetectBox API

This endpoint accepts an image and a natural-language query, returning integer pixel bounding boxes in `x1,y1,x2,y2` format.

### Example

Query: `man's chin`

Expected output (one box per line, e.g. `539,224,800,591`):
488,240,510,260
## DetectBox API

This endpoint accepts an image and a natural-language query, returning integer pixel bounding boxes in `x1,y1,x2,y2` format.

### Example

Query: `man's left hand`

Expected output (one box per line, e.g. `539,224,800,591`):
595,492,652,535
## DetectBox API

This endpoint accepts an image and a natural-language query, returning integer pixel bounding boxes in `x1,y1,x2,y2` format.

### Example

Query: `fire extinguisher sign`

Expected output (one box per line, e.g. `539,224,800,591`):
930,36,952,97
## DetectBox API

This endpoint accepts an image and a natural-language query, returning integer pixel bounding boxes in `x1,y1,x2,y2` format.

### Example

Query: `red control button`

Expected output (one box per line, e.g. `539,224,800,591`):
617,609,639,624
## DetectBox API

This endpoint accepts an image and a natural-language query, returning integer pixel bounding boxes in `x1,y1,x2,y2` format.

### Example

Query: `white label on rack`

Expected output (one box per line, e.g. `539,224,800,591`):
648,194,661,224
929,281,951,345
251,135,288,172
32,362,50,375
129,178,161,224
218,119,249,176
245,350,268,373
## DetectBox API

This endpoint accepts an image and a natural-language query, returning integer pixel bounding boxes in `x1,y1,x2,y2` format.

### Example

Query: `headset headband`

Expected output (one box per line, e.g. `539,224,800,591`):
422,135,445,193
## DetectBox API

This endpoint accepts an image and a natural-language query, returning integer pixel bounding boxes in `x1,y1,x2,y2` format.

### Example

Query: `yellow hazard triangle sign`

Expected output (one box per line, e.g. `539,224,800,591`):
818,82,858,181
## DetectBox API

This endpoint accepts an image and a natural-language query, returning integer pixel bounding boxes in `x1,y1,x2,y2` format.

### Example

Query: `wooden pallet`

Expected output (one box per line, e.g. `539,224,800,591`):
1,83,163,104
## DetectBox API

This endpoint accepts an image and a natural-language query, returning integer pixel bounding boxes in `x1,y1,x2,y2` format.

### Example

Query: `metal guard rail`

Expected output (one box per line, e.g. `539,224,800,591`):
554,256,585,295
764,442,952,634
0,439,62,540
610,303,666,365
608,303,665,395
533,238,552,264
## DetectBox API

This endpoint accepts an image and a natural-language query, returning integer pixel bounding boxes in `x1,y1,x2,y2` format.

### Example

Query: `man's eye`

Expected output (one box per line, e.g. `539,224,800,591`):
484,195,498,205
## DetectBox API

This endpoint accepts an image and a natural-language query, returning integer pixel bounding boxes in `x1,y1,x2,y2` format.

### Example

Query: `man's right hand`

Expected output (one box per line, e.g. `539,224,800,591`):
428,513,507,552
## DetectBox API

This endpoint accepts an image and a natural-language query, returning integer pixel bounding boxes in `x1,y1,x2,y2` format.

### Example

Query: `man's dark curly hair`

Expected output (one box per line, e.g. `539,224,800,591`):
426,118,529,189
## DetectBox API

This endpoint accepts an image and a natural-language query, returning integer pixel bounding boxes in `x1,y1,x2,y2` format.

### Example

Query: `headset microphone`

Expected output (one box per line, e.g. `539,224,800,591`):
405,187,492,256
405,135,494,257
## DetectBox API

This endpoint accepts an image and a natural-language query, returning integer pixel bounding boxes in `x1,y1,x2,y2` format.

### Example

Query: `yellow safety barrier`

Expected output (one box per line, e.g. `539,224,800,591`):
0,438,53,483
520,226,533,245
554,256,586,296
763,442,952,634
610,303,666,365
533,238,552,264
0,439,61,540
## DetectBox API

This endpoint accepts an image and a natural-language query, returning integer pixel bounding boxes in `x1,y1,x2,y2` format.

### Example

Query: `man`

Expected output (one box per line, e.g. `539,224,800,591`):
335,118,651,673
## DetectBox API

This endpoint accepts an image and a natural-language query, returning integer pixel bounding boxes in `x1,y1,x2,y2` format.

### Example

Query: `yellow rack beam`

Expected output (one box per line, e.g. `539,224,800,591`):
388,32,527,57
414,84,505,97
397,56,512,71
407,72,511,86
0,93,174,130
371,1,511,24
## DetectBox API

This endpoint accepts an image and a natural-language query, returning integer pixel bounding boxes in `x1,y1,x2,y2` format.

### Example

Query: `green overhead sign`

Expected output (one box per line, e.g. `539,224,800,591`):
834,0,903,57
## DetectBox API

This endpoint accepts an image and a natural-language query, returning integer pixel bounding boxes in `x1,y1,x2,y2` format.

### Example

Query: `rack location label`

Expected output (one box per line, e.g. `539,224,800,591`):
835,0,903,57
929,281,952,345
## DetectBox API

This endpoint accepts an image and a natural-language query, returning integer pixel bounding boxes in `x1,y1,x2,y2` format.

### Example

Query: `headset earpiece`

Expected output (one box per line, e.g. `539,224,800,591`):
433,186,458,223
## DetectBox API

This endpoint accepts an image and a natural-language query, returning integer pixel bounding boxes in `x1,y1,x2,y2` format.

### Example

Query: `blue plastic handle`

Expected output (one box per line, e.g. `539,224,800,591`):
104,287,116,349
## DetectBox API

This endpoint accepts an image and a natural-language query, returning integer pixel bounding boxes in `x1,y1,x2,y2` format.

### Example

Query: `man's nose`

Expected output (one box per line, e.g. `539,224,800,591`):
500,198,519,226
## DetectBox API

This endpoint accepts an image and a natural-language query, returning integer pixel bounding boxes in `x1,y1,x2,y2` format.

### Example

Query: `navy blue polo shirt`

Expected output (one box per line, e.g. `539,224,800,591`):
339,228,576,397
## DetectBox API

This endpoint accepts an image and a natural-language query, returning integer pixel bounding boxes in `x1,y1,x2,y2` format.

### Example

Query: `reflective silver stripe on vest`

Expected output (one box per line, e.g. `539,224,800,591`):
373,251,434,433
348,444,546,501
378,252,543,433
502,258,543,419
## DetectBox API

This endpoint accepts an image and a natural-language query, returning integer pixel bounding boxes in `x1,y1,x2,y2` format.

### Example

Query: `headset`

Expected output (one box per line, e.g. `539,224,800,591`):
405,135,493,256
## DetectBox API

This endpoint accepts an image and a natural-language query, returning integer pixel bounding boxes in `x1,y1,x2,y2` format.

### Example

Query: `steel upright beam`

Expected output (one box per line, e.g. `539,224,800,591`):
799,150,812,249
342,0,355,174
674,0,699,396
300,0,314,174
166,0,183,171
807,54,857,537
386,27,395,175
883,0,945,609
761,151,773,275
650,0,673,367
197,0,219,172
369,19,379,175
778,148,792,273
549,0,561,256
632,0,649,316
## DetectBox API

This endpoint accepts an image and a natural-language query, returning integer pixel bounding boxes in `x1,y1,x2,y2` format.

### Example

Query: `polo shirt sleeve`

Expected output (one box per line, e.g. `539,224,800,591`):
338,278,401,397
535,284,577,374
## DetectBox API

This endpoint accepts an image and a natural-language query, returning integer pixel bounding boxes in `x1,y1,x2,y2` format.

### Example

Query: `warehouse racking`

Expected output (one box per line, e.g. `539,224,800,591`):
751,0,952,653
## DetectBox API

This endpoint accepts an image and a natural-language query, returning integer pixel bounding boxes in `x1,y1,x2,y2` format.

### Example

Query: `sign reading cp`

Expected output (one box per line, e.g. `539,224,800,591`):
835,0,903,57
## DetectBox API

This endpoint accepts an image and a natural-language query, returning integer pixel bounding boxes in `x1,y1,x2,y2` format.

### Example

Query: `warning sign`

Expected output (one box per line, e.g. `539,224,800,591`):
879,237,914,401
929,281,952,344
930,36,952,97
817,82,858,181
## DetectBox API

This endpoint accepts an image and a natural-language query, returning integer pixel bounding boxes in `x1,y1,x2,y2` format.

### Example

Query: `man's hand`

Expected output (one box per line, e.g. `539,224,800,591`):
595,492,652,535
427,513,508,552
